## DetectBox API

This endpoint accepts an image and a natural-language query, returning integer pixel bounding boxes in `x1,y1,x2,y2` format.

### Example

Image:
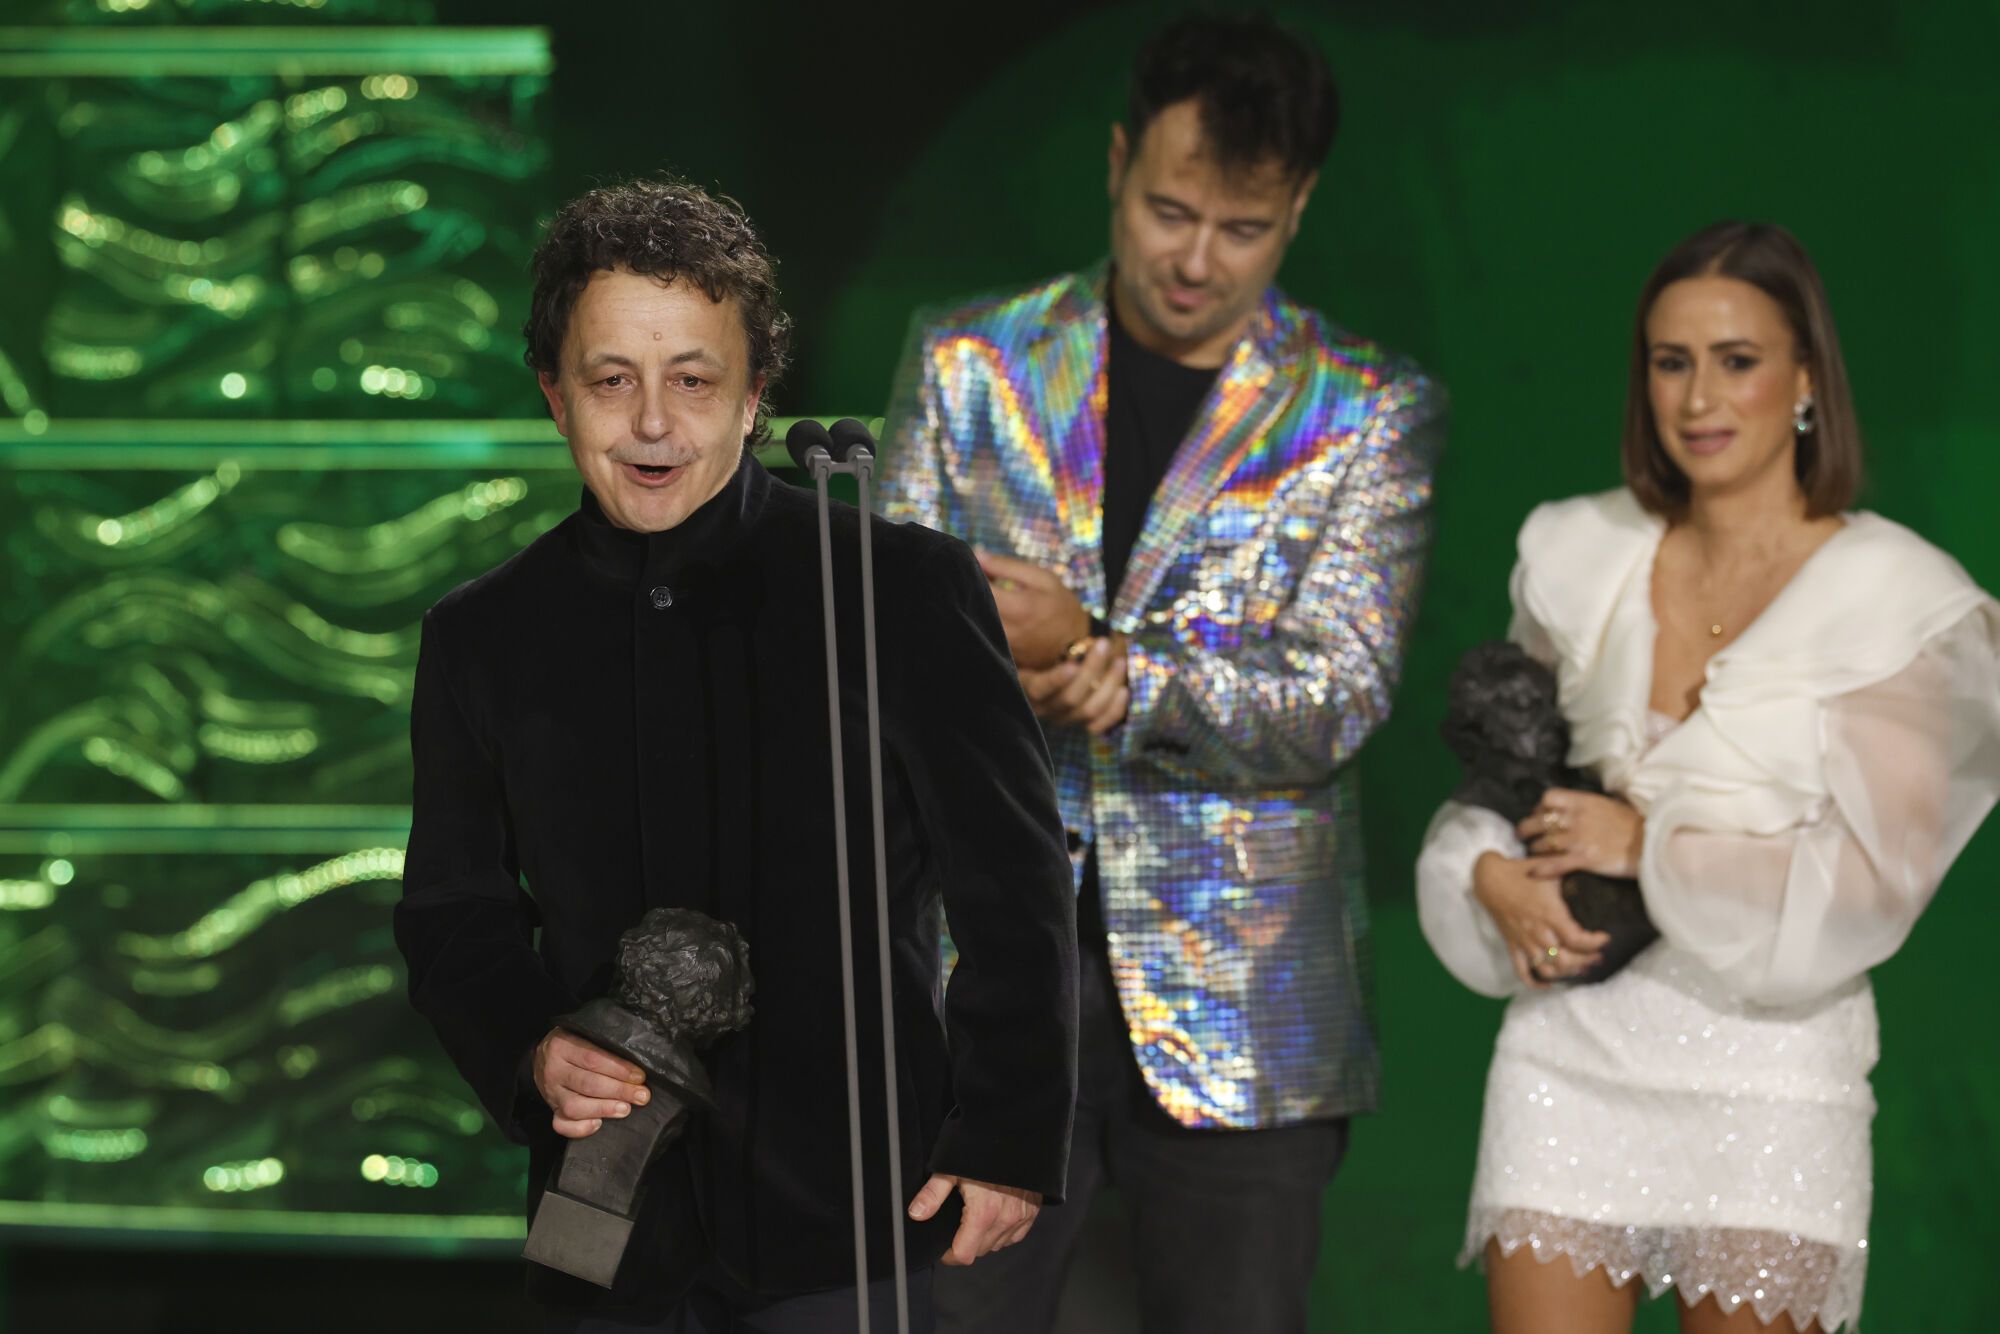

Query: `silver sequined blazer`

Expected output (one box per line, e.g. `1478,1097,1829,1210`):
879,266,1443,1127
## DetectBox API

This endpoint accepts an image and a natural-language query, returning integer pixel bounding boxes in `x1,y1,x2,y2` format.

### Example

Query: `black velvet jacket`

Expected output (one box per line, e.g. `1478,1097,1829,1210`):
393,454,1078,1313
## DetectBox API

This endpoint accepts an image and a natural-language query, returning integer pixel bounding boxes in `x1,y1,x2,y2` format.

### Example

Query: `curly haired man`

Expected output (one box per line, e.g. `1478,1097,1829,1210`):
395,178,1079,1334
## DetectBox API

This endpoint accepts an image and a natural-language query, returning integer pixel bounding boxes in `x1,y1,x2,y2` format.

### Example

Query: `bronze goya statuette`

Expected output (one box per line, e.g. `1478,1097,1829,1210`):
523,907,754,1287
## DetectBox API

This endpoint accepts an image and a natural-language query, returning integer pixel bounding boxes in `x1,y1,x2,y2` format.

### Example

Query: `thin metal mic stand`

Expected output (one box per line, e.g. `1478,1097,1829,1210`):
799,428,910,1334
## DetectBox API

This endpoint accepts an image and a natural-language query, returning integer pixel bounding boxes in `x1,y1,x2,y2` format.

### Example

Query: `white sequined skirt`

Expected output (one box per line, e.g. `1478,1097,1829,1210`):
1458,943,1876,1330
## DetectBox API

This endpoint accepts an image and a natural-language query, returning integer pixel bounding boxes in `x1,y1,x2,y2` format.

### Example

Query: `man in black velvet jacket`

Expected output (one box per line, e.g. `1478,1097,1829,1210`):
393,179,1079,1332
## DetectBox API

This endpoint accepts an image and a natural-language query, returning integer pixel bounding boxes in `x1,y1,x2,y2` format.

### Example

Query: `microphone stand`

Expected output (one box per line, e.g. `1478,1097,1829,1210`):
798,426,909,1334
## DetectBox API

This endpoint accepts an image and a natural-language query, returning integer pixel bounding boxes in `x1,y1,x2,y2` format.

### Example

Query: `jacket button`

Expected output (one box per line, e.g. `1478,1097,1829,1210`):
648,586,674,610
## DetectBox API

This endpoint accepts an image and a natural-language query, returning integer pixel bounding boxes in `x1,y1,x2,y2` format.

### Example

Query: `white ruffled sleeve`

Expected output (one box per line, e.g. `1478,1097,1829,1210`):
1639,611,2000,1006
1417,801,1526,997
1415,560,1554,998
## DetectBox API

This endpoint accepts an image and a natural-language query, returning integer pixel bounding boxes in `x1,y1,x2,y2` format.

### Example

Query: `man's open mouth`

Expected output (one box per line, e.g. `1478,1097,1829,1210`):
622,461,683,486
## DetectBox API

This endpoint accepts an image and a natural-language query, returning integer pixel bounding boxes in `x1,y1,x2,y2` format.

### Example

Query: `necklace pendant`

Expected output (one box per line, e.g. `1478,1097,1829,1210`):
1709,623,1724,638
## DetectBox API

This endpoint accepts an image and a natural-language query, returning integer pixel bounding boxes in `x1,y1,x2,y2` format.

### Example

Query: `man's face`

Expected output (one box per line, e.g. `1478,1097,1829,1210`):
1107,98,1315,367
538,268,762,533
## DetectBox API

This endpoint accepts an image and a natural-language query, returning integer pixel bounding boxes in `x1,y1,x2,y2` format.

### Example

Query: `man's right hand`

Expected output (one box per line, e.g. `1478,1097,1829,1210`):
533,1028,649,1138
1019,635,1130,735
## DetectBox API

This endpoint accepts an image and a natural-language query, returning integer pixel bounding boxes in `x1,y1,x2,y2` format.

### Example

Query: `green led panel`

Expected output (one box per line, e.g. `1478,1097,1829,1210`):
0,26,554,79
0,24,551,423
0,416,847,471
0,12,557,1248
0,445,576,1246
0,838,530,1246
0,451,579,808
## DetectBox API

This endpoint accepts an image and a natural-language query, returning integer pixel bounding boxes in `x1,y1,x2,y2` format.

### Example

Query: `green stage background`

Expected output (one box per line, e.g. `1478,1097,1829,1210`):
2,1,1996,1329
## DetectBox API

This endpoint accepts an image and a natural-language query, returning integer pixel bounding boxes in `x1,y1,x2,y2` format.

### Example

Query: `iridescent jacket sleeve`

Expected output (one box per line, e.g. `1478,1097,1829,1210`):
877,311,949,532
1119,372,1444,788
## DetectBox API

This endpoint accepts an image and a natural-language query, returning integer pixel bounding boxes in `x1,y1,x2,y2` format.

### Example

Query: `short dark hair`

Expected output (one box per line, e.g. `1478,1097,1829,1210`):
1623,221,1863,519
524,177,792,446
1127,11,1338,181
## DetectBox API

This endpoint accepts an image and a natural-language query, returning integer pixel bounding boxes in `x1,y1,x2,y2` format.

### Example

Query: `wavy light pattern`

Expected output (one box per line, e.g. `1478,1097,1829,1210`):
0,20,549,1230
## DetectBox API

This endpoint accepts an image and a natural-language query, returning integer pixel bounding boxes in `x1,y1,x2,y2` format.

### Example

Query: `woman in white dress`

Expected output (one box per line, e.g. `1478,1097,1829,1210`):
1417,220,2000,1334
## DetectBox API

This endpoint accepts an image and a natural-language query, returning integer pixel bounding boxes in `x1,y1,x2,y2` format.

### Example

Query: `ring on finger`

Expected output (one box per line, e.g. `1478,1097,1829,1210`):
1541,809,1565,833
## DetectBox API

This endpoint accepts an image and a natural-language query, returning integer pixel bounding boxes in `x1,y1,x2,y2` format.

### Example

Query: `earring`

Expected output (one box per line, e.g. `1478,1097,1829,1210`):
1793,396,1816,435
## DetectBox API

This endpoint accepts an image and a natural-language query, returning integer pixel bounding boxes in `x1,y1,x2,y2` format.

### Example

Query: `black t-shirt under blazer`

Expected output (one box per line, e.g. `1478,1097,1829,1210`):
1079,306,1222,947
395,453,1078,1313
1101,305,1221,603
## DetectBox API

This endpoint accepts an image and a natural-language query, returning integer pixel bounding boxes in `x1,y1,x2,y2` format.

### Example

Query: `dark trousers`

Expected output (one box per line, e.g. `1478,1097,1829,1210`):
542,1266,934,1334
935,945,1349,1334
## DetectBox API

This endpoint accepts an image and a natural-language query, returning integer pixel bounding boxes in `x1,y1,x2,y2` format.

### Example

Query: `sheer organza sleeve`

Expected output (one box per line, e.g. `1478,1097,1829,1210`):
1416,560,1554,998
1640,612,2000,1006
1417,801,1527,997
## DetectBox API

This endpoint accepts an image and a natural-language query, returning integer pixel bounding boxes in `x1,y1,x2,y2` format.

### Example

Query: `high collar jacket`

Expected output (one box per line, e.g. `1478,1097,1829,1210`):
394,453,1077,1313
879,267,1444,1128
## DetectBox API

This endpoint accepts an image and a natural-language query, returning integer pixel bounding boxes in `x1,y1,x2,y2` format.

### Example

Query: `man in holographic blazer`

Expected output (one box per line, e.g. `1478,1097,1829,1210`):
878,14,1442,1333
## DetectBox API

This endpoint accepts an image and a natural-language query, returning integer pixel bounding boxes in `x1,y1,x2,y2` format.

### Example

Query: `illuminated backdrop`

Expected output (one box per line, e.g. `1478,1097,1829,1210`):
0,2,1994,1330
0,9,562,1245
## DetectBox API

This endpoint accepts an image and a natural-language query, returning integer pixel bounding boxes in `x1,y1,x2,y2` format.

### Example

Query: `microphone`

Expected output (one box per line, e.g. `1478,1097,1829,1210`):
796,407,909,1334
787,418,835,471
827,417,876,464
